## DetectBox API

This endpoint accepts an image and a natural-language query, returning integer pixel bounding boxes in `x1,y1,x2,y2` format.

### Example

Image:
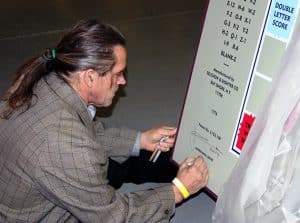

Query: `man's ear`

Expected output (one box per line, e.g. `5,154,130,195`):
82,69,97,88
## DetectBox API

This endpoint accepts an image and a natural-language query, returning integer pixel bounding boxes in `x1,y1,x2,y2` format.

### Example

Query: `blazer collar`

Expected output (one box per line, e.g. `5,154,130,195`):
43,73,93,128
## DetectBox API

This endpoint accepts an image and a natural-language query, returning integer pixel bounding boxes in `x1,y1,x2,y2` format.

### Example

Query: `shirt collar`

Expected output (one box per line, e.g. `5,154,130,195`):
87,104,96,120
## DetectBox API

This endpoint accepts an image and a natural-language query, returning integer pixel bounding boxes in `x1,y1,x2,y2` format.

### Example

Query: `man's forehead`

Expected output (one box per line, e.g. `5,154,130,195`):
112,46,127,71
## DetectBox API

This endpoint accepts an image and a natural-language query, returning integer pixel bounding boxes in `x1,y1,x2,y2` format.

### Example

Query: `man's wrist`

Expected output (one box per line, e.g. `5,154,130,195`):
172,184,184,204
172,177,190,199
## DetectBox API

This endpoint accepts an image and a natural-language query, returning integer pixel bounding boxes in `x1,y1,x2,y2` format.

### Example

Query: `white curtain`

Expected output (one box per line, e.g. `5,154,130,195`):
212,24,300,223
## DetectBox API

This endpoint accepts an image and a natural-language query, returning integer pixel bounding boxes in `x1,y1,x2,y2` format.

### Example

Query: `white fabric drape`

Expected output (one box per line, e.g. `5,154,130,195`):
212,24,300,223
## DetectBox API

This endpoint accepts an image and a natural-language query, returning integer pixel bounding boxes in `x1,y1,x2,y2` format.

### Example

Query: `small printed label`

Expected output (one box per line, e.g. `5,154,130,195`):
267,0,299,40
235,112,256,153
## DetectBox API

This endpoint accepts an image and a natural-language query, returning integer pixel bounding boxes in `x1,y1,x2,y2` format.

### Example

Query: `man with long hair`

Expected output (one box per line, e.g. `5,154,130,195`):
0,19,208,222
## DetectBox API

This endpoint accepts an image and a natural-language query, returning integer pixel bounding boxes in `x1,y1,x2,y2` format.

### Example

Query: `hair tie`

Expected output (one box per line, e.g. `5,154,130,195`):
42,48,56,61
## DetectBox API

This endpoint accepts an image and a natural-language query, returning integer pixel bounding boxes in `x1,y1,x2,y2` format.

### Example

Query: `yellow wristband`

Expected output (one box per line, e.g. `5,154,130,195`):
172,177,190,199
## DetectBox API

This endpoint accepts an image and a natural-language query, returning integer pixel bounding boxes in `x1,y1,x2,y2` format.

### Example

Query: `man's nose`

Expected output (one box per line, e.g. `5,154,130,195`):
117,74,126,85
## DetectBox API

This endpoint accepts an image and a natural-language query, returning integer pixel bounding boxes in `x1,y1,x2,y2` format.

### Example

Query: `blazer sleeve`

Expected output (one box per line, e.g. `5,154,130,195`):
35,114,175,223
94,118,138,163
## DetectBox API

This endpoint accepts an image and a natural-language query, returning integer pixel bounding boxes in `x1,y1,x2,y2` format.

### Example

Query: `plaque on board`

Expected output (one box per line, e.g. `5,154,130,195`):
173,0,300,197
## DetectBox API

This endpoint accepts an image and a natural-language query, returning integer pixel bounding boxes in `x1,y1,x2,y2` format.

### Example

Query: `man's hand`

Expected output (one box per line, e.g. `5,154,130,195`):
140,126,177,152
173,156,209,203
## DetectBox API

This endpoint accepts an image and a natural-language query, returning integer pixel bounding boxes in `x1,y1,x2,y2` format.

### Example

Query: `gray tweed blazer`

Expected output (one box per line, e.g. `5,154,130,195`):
0,73,175,222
